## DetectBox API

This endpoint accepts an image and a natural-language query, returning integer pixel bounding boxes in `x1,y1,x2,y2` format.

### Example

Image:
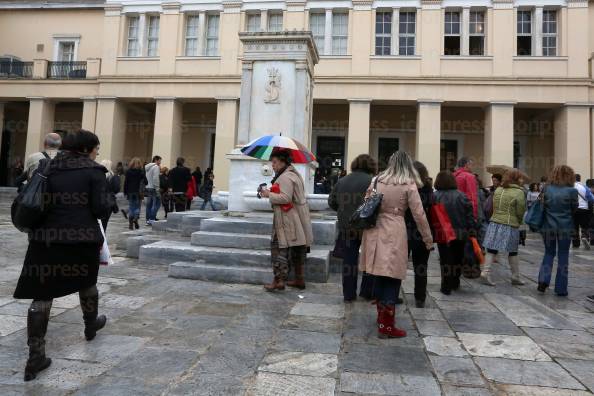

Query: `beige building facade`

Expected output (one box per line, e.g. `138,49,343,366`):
0,0,593,190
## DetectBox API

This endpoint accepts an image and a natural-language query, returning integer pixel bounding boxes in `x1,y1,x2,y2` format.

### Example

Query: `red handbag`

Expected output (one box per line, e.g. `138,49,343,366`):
430,203,456,244
270,183,294,212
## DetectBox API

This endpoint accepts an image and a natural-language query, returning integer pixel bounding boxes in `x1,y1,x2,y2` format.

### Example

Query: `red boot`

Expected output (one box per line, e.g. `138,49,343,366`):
377,304,407,339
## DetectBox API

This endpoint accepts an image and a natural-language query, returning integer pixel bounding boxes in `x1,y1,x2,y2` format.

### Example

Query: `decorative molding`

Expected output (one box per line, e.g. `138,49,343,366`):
81,96,97,101
162,2,181,14
490,101,517,106
215,96,239,101
347,98,373,103
417,99,443,105
222,0,242,13
352,0,373,11
567,0,588,8
421,0,441,10
154,96,178,101
104,3,122,16
564,102,593,108
492,0,514,10
286,0,306,11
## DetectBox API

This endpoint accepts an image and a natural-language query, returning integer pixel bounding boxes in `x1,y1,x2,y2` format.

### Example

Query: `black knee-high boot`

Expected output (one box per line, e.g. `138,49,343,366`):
79,286,107,341
24,301,52,381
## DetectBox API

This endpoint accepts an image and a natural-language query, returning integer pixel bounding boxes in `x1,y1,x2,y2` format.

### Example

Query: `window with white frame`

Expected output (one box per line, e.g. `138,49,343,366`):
185,15,199,56
399,11,416,55
517,10,532,56
58,41,75,61
375,12,391,56
205,14,219,56
310,13,325,54
146,15,160,57
469,11,485,55
126,15,140,56
268,12,283,32
444,11,461,55
542,9,557,56
332,12,348,55
246,13,261,32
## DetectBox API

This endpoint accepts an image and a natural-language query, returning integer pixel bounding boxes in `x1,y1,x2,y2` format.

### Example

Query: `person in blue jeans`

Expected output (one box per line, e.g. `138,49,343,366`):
537,165,578,297
200,173,217,211
144,155,162,225
123,157,147,230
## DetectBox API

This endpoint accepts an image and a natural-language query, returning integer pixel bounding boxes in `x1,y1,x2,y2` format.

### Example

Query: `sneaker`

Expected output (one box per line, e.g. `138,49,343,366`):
146,221,152,226
582,238,591,250
586,295,594,303
537,283,548,293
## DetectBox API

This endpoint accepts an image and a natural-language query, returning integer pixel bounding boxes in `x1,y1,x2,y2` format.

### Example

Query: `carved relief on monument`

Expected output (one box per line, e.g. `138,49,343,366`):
264,67,281,104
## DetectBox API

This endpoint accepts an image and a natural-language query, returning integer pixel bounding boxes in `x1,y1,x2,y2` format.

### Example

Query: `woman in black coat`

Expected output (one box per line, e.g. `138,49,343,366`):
123,157,147,229
13,130,112,381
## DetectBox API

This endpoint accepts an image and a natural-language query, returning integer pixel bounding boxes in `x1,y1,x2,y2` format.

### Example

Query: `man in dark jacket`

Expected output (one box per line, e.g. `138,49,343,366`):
168,157,192,212
328,154,377,302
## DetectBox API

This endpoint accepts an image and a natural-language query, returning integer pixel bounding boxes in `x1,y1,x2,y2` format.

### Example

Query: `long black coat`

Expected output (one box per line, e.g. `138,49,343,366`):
169,166,191,193
14,151,112,300
123,168,146,199
328,170,373,235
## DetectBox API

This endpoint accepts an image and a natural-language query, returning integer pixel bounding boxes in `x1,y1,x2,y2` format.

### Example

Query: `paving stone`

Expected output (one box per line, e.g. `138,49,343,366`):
258,351,338,377
248,371,336,396
53,294,80,309
281,315,343,333
0,302,65,317
416,320,456,337
474,357,586,390
0,314,26,336
100,294,148,310
271,329,341,354
289,302,344,319
428,290,485,302
484,294,582,330
458,333,551,361
408,307,445,321
429,356,485,386
59,335,148,364
558,310,594,329
193,340,267,376
341,343,432,376
540,342,594,360
0,384,65,396
166,373,247,395
73,375,168,396
340,371,441,395
441,384,493,396
435,299,499,313
108,347,199,384
556,359,594,392
443,310,523,335
492,384,594,396
423,336,469,357
522,327,594,345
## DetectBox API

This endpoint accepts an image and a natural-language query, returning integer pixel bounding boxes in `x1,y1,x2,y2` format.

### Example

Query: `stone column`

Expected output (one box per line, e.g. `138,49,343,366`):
32,60,48,79
237,61,253,146
197,12,206,56
419,0,442,76
351,0,372,74
95,97,127,163
324,9,333,56
391,8,400,55
102,4,122,75
213,97,238,192
461,7,470,56
159,2,181,74
260,9,268,31
285,0,306,30
81,97,98,131
25,97,55,158
484,101,515,179
220,1,242,74
534,7,543,57
153,97,183,168
491,1,514,76
347,99,371,167
416,99,442,178
555,103,591,178
567,0,589,77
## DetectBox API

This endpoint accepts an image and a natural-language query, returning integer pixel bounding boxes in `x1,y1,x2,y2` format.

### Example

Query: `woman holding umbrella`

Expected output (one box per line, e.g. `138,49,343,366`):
244,136,314,291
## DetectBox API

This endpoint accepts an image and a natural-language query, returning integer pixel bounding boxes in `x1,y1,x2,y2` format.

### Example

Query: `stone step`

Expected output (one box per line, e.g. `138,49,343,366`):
139,240,330,282
181,213,221,237
168,261,273,284
191,231,270,250
200,217,336,245
126,235,163,258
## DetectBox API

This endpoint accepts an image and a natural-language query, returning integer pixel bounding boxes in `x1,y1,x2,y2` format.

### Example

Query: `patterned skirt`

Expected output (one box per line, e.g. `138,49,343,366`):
482,222,520,253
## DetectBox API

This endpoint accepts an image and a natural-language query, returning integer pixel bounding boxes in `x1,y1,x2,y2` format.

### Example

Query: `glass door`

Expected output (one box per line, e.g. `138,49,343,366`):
377,137,399,171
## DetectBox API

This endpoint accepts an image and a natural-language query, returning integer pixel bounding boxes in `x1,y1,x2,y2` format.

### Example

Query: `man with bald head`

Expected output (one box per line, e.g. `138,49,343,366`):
24,132,62,179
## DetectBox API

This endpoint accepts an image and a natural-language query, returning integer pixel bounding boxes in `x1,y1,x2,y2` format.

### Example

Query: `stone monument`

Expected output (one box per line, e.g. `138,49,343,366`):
222,31,322,212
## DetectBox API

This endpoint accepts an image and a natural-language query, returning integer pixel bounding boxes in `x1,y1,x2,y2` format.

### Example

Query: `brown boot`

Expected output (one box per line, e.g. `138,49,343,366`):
286,263,306,290
264,277,285,292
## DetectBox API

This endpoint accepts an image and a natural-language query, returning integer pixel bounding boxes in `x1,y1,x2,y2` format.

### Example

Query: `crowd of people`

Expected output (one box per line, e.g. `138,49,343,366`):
9,128,594,381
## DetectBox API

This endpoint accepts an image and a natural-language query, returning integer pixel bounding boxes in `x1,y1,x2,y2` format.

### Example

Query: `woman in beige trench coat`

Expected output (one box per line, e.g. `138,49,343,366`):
360,151,433,338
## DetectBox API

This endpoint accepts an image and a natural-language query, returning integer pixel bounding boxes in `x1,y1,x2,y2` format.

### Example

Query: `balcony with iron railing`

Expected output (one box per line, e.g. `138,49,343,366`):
0,60,33,79
47,61,87,79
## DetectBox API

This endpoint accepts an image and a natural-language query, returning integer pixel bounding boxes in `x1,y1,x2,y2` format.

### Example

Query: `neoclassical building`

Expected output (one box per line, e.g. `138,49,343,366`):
0,0,593,190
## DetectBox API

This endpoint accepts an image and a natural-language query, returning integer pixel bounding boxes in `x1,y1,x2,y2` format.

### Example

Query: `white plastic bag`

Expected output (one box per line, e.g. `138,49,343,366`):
98,220,113,266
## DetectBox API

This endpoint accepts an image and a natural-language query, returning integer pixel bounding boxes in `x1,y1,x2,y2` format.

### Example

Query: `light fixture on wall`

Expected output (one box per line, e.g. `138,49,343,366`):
36,44,44,52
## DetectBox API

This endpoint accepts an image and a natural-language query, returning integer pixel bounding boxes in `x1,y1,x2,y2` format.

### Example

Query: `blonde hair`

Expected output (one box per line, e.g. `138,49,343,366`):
128,157,142,169
379,151,423,187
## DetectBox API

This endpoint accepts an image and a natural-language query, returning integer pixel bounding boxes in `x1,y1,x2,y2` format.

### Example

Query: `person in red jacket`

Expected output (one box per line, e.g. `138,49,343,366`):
453,157,479,219
186,175,197,210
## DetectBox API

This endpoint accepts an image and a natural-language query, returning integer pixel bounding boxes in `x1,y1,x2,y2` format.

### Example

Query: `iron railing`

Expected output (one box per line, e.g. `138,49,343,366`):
47,61,87,79
0,61,33,78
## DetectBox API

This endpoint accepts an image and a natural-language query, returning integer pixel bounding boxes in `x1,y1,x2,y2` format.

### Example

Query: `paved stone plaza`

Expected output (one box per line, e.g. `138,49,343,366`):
1,193,594,396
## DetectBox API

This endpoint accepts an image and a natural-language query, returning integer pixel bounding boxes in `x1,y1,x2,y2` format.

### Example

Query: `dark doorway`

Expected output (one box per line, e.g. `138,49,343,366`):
441,139,458,171
316,136,345,176
377,137,399,171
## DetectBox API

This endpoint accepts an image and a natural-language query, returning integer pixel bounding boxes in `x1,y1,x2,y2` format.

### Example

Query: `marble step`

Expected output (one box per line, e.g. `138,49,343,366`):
200,217,336,245
191,231,270,250
139,240,330,282
168,261,273,284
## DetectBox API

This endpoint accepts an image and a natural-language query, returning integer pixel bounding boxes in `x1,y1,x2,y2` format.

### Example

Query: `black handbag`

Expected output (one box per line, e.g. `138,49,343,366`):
350,177,384,230
11,158,52,233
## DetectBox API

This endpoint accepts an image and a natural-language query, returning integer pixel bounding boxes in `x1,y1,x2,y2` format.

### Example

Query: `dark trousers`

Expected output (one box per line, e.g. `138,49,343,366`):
342,237,361,301
572,208,592,247
173,193,187,212
437,239,465,293
410,239,430,303
162,193,174,217
538,232,571,295
373,275,402,306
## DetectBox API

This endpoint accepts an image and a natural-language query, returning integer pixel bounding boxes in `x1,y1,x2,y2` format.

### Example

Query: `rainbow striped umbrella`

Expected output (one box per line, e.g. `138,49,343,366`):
240,135,316,164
